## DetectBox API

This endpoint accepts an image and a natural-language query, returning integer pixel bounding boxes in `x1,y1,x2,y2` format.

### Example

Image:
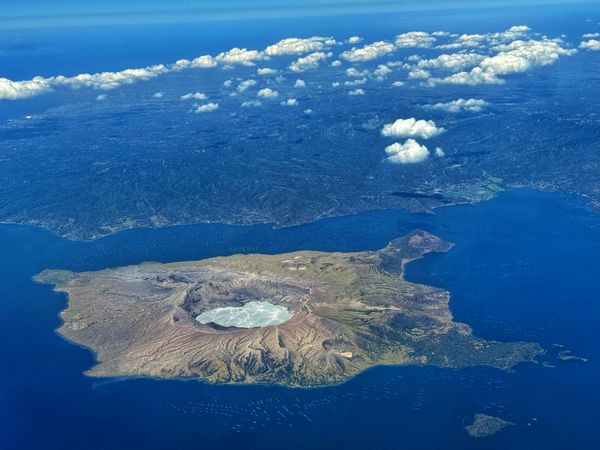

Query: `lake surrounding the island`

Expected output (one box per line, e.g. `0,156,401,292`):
1,189,598,449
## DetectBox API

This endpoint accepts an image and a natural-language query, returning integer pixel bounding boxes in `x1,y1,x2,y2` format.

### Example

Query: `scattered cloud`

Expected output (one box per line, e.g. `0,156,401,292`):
580,39,600,51
96,94,107,101
385,139,430,164
257,87,279,98
0,64,169,100
381,118,444,139
348,88,365,95
392,81,405,87
153,92,163,98
395,31,436,48
181,92,207,100
340,41,394,62
373,64,392,78
0,77,52,100
428,66,503,86
583,33,600,38
54,65,169,91
482,39,576,74
425,37,576,86
408,68,431,79
282,98,298,106
216,47,262,66
241,100,262,107
415,53,485,72
434,147,445,157
194,102,219,113
257,68,278,75
344,78,366,86
294,79,306,88
0,26,581,102
237,79,257,92
289,52,329,72
425,98,488,113
190,55,218,68
264,37,335,56
173,55,218,70
345,67,369,78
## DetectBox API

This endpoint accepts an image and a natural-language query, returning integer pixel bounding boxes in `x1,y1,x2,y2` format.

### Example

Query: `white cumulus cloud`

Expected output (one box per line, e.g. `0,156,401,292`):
580,39,600,50
426,37,575,86
257,68,278,75
257,87,279,98
289,52,329,72
194,102,219,113
0,77,52,100
348,88,365,96
426,98,488,113
373,64,392,78
381,118,445,139
54,65,169,91
241,100,262,107
216,48,262,66
395,31,436,48
416,53,485,72
190,55,218,68
237,79,257,92
181,92,207,100
340,41,395,62
264,37,335,56
294,79,306,88
385,139,430,164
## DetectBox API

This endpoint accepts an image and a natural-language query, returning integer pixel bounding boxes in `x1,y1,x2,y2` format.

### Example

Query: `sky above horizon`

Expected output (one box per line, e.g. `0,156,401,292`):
2,0,597,28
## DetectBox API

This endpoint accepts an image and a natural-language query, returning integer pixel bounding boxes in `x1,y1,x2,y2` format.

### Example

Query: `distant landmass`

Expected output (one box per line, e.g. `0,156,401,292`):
36,230,542,386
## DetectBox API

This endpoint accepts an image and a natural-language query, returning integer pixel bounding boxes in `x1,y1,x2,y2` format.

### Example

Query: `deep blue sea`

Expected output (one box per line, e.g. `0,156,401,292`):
1,189,599,449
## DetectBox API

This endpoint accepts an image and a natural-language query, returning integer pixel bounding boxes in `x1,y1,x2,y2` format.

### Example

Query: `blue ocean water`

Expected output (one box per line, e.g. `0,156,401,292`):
0,189,598,449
